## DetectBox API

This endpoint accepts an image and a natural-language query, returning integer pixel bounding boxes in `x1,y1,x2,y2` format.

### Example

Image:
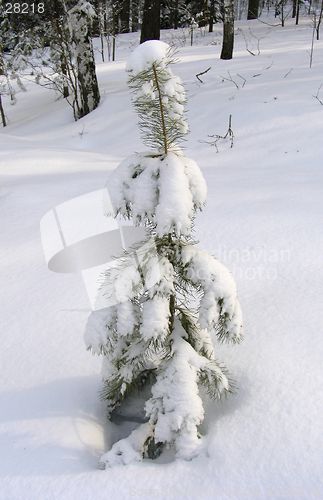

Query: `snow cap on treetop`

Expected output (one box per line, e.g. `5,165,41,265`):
126,40,171,75
68,0,96,18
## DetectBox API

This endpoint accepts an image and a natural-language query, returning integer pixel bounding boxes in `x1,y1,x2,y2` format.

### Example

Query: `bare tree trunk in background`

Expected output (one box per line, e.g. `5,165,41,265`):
0,50,6,127
98,0,105,61
209,0,215,32
140,0,160,43
295,0,300,24
120,0,130,32
292,0,297,17
112,3,116,60
132,0,139,31
247,0,259,19
0,94,6,127
220,0,234,60
316,0,323,39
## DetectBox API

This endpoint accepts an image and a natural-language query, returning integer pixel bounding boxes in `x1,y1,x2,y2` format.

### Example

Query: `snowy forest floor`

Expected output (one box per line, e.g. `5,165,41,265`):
1,13,323,500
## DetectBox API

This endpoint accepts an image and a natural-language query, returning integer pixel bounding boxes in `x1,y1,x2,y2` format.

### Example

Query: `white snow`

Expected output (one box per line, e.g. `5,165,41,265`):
181,245,243,343
140,295,170,341
108,152,207,236
126,40,170,75
1,13,323,500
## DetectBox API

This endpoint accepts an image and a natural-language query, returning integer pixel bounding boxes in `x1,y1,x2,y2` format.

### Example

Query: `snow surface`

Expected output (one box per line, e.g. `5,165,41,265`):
1,14,323,500
126,40,170,74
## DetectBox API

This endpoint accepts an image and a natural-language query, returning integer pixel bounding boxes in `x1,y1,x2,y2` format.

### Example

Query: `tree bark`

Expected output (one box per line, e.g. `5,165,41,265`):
140,0,160,43
98,0,105,61
0,94,6,127
295,0,300,24
68,3,100,118
316,0,323,39
120,0,130,33
292,0,297,17
132,0,139,31
113,1,120,34
209,0,215,32
247,0,259,19
220,0,234,60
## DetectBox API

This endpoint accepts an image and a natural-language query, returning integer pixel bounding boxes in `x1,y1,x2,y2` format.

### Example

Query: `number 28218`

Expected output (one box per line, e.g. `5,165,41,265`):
5,3,45,14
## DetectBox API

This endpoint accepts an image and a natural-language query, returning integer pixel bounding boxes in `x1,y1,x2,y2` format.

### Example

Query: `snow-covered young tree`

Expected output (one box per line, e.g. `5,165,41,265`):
84,40,243,468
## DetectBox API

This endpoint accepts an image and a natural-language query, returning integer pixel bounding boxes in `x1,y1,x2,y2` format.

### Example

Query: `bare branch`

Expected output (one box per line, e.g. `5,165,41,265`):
313,84,323,105
196,67,211,83
284,68,293,78
236,74,246,87
199,115,234,152
264,61,274,70
220,71,239,89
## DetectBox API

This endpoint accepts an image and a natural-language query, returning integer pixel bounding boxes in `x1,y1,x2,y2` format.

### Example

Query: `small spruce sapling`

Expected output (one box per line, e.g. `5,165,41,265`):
84,41,243,468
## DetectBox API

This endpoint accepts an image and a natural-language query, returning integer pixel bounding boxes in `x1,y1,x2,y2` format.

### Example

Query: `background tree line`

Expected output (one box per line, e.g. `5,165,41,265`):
1,0,322,126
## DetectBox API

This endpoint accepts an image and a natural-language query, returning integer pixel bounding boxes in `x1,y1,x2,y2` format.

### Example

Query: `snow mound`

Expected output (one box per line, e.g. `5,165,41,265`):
126,40,171,75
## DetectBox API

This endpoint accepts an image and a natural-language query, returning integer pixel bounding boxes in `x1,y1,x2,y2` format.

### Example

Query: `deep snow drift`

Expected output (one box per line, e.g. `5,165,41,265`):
0,14,323,500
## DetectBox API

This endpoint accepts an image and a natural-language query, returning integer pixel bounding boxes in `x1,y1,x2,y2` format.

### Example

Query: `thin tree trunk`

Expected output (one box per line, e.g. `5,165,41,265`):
190,1,194,45
296,0,300,24
0,94,6,127
220,0,234,60
113,1,120,34
316,0,323,39
209,0,215,32
132,0,139,31
99,0,105,61
112,5,116,61
310,12,316,67
292,0,297,17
